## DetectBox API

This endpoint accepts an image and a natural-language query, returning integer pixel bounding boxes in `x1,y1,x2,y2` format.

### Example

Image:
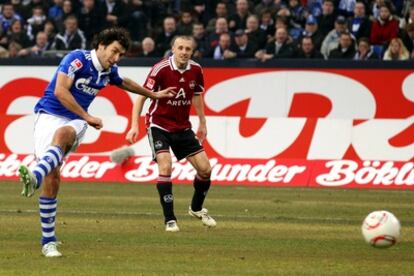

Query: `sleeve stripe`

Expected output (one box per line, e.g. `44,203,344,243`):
150,60,169,77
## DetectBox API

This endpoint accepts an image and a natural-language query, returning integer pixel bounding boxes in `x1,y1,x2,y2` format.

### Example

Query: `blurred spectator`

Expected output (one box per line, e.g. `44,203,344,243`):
177,9,194,35
191,0,212,26
18,31,49,57
6,19,31,49
102,0,129,28
371,0,393,20
9,0,25,20
43,20,57,47
51,15,86,51
259,9,275,38
20,0,50,20
317,0,336,36
0,3,23,34
287,0,307,39
294,36,324,58
353,37,378,60
126,0,148,43
338,0,356,17
383,38,410,60
8,40,23,57
254,0,281,16
228,0,250,32
307,0,323,17
245,14,267,49
77,0,105,47
206,2,228,33
402,22,414,58
48,0,64,22
210,32,232,60
296,15,324,51
320,15,349,58
328,32,356,59
207,17,229,53
349,2,371,41
400,6,414,29
370,4,399,46
0,45,8,58
26,5,47,41
255,27,295,61
228,29,257,58
192,22,208,59
55,0,75,33
155,16,177,57
137,37,159,57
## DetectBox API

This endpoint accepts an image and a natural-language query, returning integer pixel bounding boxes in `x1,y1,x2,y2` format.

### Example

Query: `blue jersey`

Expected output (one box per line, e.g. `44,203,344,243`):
35,49,123,120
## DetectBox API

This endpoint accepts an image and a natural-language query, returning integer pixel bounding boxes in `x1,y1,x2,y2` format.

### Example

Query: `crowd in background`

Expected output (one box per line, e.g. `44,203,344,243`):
0,0,413,60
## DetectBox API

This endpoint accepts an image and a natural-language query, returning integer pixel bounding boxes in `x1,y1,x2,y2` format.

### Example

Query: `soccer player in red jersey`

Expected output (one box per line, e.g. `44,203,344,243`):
111,35,216,231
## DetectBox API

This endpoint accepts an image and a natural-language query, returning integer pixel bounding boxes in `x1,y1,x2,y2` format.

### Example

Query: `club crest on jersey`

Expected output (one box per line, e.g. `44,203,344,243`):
147,78,155,89
189,80,196,90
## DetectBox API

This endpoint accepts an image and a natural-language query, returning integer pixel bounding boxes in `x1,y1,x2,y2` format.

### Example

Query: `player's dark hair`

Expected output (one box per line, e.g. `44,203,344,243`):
91,27,131,51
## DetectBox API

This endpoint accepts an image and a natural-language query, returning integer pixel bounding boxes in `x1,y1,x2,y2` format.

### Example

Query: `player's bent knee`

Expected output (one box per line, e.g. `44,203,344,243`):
197,166,212,179
53,127,76,152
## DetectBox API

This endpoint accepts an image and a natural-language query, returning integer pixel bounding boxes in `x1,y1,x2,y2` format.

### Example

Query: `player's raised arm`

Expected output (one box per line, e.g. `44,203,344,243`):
54,72,103,129
118,77,176,99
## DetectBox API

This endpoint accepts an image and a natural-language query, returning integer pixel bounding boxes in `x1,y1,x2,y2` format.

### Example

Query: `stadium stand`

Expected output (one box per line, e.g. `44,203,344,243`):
0,0,412,61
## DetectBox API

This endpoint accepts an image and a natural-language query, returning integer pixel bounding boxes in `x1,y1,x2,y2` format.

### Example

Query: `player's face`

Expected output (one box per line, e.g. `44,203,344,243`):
97,41,126,70
172,38,194,68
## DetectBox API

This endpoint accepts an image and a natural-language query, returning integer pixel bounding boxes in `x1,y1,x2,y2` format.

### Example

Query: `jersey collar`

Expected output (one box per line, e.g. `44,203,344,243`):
91,49,105,72
169,55,191,73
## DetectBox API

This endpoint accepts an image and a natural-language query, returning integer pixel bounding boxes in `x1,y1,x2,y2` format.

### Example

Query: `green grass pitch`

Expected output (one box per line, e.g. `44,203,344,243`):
0,181,413,275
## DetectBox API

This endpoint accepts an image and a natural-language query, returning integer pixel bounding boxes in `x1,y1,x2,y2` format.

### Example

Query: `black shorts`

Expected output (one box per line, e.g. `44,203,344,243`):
148,127,204,161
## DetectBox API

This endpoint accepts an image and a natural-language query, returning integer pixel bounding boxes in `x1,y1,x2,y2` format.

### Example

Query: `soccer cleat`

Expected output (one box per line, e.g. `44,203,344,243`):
188,207,217,227
18,165,38,197
110,146,135,164
41,242,62,257
165,220,180,232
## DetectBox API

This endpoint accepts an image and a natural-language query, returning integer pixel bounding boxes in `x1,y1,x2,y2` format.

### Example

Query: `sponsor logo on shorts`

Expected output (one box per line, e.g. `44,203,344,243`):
163,194,173,203
154,140,163,149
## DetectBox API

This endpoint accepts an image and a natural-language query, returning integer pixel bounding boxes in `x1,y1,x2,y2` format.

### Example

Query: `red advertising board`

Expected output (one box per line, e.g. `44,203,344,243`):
0,67,412,188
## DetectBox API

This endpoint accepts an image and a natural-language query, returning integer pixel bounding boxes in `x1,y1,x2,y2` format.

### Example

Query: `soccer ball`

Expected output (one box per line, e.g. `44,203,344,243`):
361,210,401,248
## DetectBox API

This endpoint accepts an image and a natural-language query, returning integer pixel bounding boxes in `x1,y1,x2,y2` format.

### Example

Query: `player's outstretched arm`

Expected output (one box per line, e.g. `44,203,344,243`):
54,72,103,129
119,77,176,99
193,95,207,144
126,95,147,144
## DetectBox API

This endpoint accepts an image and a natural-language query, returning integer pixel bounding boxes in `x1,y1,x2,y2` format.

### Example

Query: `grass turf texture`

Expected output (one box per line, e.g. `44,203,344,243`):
0,181,413,275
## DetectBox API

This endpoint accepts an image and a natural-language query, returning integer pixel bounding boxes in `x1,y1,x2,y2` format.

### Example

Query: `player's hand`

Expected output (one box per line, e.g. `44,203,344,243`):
85,115,103,129
197,124,207,144
155,87,176,99
126,127,139,144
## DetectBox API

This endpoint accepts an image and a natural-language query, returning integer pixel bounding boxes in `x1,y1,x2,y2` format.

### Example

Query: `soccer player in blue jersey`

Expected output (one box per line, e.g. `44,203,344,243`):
17,27,176,257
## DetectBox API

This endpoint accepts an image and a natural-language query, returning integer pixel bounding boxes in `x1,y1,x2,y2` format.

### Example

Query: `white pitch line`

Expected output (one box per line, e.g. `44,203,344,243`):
0,208,359,223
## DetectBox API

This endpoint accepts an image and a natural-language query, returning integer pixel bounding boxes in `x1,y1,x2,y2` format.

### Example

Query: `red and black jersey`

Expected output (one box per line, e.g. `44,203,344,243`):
143,56,204,132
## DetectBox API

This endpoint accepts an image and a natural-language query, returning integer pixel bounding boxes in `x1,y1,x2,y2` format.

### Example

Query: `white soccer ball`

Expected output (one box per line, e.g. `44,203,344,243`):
361,210,401,248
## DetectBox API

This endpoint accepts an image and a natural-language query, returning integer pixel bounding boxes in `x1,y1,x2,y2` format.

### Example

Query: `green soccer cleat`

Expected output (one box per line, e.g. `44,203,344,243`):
18,165,38,197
